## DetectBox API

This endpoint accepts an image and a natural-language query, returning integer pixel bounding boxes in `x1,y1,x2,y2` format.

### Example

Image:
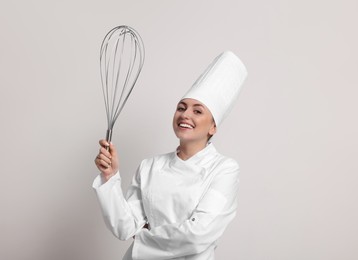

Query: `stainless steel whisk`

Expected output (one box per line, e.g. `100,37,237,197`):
100,25,145,144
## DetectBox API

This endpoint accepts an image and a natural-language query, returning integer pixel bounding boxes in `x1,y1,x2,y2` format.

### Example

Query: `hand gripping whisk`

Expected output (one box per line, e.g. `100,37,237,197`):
100,25,145,145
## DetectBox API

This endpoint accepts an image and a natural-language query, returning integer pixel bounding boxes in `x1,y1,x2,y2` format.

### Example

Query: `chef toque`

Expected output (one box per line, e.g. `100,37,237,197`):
182,51,248,126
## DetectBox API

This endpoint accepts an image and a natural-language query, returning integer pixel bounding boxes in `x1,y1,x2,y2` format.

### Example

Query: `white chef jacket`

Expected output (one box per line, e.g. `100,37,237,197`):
93,143,240,260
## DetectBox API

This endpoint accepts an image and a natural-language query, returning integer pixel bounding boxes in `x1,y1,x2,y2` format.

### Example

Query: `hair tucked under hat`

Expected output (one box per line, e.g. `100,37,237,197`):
182,51,248,126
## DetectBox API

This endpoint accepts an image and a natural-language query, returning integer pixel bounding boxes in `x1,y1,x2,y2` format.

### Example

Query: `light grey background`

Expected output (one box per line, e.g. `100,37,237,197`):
1,0,357,259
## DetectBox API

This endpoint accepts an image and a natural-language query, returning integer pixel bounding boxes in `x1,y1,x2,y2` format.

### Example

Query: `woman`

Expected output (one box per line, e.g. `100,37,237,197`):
93,51,248,260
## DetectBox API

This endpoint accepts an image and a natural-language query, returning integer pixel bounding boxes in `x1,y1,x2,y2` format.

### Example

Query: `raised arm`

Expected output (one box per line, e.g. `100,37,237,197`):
93,140,147,240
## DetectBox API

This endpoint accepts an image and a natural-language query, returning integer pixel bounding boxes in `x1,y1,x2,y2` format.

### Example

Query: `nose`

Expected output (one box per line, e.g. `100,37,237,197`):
180,109,190,119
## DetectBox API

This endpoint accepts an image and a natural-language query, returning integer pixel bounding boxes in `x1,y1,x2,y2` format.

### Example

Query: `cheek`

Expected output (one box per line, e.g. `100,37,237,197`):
199,118,215,132
173,112,178,120
200,117,213,126
172,112,179,125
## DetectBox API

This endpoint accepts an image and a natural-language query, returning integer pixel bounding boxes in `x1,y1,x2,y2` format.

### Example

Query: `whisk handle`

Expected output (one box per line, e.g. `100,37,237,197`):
105,129,113,151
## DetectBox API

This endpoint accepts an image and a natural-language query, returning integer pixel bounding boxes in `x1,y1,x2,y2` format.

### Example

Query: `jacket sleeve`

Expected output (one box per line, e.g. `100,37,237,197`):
132,159,240,260
92,162,147,241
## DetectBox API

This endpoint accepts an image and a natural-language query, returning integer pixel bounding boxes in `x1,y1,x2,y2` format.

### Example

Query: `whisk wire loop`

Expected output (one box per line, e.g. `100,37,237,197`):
99,25,145,142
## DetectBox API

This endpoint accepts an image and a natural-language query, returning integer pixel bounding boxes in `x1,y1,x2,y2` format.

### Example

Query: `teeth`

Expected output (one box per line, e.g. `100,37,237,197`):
179,123,194,129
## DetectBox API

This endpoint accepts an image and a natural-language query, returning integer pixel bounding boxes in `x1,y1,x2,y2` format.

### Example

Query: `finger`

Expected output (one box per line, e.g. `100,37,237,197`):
108,142,118,157
100,147,112,159
99,139,110,149
97,157,111,169
97,153,111,165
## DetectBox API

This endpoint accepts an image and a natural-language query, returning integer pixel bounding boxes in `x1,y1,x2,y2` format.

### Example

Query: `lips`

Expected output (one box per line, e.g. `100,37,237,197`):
178,122,194,129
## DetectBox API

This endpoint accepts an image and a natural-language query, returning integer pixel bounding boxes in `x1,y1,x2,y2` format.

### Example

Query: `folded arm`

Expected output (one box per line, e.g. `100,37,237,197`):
132,159,240,260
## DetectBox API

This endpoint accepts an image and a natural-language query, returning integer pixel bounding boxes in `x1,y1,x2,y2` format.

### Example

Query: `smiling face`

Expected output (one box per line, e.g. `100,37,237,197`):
172,98,217,144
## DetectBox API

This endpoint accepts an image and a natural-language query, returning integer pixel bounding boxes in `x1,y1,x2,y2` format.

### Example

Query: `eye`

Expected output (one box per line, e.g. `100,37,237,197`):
177,106,185,111
194,110,202,114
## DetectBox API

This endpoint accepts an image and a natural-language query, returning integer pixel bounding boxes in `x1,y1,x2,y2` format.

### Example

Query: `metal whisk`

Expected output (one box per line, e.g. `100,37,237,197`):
100,25,145,144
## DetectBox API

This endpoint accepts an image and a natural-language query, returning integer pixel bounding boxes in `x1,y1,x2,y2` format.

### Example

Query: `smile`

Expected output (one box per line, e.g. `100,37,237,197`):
178,123,194,129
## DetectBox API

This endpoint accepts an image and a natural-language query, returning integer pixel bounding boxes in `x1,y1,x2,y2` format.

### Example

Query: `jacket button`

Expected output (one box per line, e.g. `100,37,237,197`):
191,218,195,221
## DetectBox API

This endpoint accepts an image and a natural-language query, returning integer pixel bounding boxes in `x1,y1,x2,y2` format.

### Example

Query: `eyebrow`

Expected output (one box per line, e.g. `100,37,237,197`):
178,101,204,108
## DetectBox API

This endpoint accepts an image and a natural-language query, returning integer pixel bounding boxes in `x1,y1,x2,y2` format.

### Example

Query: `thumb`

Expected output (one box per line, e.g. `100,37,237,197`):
109,142,118,157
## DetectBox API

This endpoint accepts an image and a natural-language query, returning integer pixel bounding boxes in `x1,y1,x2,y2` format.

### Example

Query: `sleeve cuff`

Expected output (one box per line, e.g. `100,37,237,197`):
92,171,121,190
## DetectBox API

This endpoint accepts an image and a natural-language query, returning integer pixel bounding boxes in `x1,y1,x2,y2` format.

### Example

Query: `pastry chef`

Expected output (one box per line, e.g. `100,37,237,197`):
94,50,248,260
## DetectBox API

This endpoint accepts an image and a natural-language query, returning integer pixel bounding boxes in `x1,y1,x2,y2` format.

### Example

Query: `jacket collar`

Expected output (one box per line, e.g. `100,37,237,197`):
172,142,218,167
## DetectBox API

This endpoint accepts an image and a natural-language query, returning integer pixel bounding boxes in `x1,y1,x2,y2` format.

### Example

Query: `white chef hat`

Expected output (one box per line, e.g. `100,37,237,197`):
182,51,248,126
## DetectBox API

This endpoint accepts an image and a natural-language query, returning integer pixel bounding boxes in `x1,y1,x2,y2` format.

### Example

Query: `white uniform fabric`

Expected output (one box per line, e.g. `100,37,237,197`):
182,51,248,126
93,143,240,260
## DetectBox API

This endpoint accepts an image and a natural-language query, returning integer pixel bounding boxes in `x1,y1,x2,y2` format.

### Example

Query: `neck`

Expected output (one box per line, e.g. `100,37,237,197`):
177,140,208,160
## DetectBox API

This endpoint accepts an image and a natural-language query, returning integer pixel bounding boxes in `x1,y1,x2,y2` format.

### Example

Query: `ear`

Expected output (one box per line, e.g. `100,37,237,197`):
209,122,217,136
